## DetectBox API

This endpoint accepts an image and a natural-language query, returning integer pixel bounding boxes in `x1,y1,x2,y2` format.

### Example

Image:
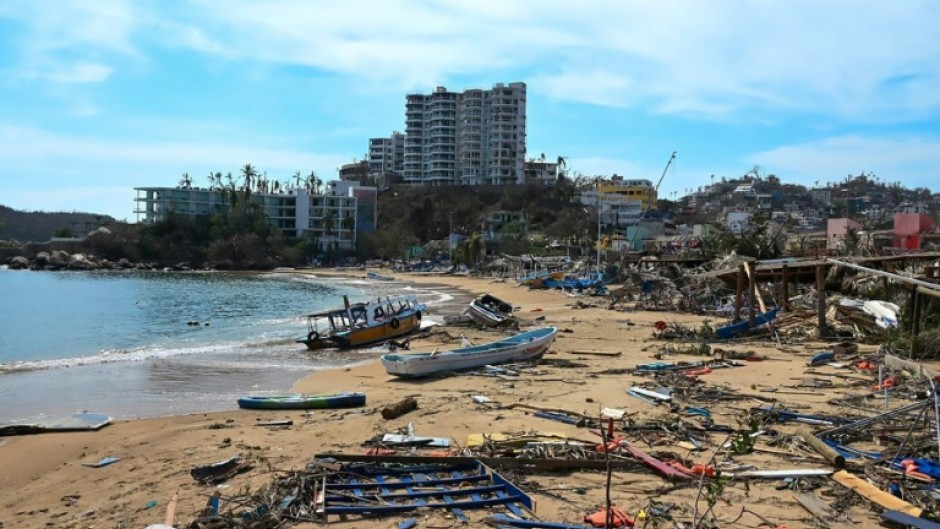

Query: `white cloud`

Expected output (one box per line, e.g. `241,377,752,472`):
4,1,938,120
143,0,940,121
745,135,940,189
19,62,113,84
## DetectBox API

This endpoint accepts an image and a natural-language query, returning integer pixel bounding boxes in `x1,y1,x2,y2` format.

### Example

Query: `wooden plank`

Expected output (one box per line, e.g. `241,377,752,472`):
744,262,768,313
568,350,622,357
622,445,692,481
794,492,858,529
831,470,922,517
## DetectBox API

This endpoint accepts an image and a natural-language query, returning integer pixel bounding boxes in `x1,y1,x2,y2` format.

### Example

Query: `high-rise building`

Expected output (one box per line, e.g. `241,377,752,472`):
401,82,526,186
368,131,405,182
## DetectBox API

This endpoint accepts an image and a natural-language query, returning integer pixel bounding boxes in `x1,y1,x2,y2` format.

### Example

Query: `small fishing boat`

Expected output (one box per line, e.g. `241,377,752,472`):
380,326,557,377
464,294,515,327
297,294,426,350
715,307,779,339
365,271,394,281
236,392,366,410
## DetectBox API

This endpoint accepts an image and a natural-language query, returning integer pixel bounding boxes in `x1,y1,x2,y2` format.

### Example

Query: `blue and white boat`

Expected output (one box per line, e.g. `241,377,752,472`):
380,327,557,377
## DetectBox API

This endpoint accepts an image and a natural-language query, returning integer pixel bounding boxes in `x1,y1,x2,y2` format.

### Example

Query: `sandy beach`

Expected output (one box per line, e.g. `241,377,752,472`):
0,270,925,529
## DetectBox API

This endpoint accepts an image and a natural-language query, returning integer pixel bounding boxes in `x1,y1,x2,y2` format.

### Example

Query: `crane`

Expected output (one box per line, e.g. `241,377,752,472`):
653,150,677,197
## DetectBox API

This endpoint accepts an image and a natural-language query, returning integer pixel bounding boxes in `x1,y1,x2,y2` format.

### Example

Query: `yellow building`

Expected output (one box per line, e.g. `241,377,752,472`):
597,177,657,210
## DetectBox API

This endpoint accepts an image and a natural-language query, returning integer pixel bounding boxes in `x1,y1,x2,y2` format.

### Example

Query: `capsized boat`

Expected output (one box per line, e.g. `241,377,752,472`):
464,294,515,327
715,307,779,340
236,392,366,410
297,294,426,350
380,326,557,377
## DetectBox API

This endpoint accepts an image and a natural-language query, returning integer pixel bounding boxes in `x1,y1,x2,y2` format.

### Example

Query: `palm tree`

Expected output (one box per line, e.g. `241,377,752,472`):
556,156,567,180
179,172,192,188
321,209,336,239
341,214,355,232
306,171,321,193
292,171,302,188
241,164,257,191
206,171,215,189
467,232,484,270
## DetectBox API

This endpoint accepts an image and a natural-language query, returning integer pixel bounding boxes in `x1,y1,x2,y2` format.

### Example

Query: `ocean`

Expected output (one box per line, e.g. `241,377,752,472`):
0,268,462,423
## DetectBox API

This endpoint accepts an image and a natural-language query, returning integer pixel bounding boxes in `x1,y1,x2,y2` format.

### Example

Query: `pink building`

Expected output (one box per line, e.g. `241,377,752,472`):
893,213,936,250
826,218,863,250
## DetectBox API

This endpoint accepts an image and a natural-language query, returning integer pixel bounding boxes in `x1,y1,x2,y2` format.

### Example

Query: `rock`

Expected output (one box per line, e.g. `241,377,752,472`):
49,250,70,266
117,258,132,269
34,252,51,267
8,256,29,269
68,254,99,270
85,226,113,243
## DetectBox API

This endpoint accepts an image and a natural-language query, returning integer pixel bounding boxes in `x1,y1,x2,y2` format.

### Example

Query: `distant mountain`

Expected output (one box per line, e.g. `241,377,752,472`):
0,205,117,243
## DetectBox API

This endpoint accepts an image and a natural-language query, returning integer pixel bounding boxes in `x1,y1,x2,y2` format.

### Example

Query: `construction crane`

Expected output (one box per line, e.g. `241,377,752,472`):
617,151,678,266
653,150,678,199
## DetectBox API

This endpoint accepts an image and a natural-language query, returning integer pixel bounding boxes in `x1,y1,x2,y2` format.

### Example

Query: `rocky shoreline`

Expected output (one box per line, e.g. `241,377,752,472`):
1,227,280,272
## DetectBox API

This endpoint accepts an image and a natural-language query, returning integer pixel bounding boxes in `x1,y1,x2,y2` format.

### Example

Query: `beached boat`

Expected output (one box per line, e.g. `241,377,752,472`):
380,326,557,377
296,294,426,350
366,271,394,281
236,392,366,410
464,294,515,327
715,307,779,339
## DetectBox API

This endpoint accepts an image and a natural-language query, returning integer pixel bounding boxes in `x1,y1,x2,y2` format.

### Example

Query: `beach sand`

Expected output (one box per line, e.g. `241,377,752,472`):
0,270,913,528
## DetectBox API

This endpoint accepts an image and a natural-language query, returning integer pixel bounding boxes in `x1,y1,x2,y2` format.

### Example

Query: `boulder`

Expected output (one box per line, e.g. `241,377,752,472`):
85,226,113,243
8,256,29,269
34,252,51,267
49,250,70,266
117,258,133,269
68,253,99,270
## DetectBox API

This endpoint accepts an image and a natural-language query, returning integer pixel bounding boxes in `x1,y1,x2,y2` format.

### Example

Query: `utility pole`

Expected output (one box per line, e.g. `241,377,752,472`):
596,180,602,272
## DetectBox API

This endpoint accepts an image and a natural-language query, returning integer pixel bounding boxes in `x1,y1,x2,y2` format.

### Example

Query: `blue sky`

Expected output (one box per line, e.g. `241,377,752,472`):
1,1,939,221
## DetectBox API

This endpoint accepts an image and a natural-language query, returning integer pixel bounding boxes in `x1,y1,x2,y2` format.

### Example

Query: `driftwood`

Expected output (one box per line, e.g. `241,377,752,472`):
796,426,846,468
381,397,417,420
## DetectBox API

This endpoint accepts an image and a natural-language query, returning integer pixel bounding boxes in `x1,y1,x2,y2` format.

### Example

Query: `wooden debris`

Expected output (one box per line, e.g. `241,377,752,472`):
831,470,923,517
381,396,417,420
795,426,846,468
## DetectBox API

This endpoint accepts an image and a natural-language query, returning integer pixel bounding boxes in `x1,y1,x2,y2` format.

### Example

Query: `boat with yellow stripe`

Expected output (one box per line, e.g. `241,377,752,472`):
296,294,426,350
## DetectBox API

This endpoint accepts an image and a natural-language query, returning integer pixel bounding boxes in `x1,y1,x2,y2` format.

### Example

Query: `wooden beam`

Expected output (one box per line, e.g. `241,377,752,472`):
748,261,757,327
832,470,922,517
817,265,827,338
734,263,745,322
912,287,921,357
781,264,790,311
744,262,767,313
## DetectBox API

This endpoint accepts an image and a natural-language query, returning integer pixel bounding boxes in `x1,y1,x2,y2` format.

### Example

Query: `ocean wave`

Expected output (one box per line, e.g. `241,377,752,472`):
0,340,262,374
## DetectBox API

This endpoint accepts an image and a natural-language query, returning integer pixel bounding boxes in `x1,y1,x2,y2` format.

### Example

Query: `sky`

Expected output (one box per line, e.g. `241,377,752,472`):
1,1,939,222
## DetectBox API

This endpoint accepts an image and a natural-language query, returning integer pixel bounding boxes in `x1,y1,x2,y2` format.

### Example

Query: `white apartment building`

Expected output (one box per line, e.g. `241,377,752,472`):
368,131,405,178
403,82,526,186
134,186,359,251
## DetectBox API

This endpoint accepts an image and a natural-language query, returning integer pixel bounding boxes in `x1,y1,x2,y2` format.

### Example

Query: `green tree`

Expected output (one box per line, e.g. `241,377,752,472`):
467,231,484,270
322,210,335,239
179,172,192,188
